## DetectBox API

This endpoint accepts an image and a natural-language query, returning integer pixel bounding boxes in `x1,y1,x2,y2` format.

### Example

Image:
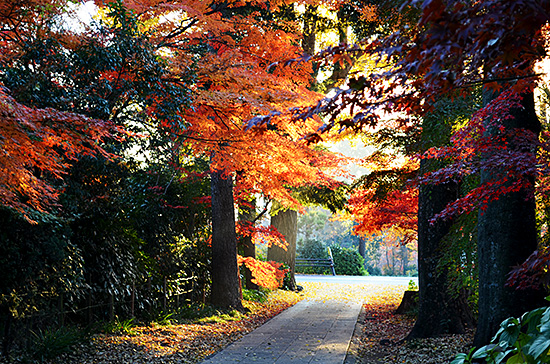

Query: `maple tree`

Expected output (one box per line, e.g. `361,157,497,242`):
0,0,351,327
0,0,119,220
152,0,351,307
346,158,418,242
237,256,288,290
0,3,217,354
0,90,113,219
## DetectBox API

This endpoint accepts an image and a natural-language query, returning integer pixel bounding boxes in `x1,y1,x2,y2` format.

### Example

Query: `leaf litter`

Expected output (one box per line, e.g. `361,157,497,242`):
25,282,473,363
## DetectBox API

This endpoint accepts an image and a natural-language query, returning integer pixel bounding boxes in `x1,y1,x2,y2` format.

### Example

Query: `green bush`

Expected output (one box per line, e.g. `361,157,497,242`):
29,326,87,362
408,279,419,291
242,288,269,303
405,265,418,277
366,264,382,276
296,239,330,275
330,245,367,276
452,300,550,364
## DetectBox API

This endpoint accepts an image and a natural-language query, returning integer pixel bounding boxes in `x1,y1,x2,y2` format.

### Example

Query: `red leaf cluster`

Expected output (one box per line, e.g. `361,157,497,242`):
237,221,288,250
0,89,115,220
237,256,288,290
507,249,550,291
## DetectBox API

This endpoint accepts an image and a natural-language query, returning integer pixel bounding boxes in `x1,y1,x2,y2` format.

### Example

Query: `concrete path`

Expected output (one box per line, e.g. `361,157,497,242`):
296,274,417,286
200,299,362,364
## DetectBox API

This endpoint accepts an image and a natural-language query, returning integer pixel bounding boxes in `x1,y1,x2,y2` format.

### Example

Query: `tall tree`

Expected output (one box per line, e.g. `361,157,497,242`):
474,88,545,346
406,95,478,338
104,0,347,307
267,204,298,290
408,161,472,338
210,169,244,310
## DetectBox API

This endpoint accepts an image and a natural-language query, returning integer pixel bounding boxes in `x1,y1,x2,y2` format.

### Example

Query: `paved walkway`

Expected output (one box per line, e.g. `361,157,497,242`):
200,299,362,364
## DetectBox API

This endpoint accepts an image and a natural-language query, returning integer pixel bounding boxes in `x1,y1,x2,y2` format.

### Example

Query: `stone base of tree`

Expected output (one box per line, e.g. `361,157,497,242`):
396,291,418,315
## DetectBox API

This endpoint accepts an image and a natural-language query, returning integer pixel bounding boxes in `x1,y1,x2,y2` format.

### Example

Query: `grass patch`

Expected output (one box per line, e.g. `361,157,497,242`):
197,309,244,324
242,288,269,303
103,317,137,335
29,326,88,362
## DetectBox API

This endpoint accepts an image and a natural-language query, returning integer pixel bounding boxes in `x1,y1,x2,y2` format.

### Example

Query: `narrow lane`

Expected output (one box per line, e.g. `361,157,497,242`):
296,274,417,286
201,276,412,363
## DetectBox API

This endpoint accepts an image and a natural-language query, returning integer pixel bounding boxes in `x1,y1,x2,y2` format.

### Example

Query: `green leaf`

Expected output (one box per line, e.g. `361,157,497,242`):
527,335,550,359
505,352,528,364
472,345,497,360
539,307,550,335
494,318,521,346
451,353,468,364
521,307,545,334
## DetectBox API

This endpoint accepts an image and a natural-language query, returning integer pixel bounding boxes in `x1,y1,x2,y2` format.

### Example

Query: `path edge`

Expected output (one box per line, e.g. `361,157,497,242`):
344,302,366,364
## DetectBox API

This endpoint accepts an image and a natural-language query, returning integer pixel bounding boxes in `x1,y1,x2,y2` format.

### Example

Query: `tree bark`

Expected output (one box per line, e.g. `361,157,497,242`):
358,235,366,259
238,198,259,290
210,170,244,310
302,5,317,58
323,8,354,91
267,207,298,290
406,174,474,339
474,89,545,346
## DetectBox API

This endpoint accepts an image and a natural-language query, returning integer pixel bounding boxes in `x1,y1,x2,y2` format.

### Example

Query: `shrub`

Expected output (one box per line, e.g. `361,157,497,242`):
242,288,269,303
405,265,418,277
296,239,331,275
452,300,550,364
366,264,382,276
29,326,87,362
330,245,367,276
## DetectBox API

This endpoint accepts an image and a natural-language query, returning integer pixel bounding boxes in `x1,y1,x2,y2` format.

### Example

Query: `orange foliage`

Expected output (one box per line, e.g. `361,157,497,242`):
0,0,119,219
343,157,418,242
237,222,288,250
237,256,288,290
101,0,349,208
0,88,114,219
348,187,417,239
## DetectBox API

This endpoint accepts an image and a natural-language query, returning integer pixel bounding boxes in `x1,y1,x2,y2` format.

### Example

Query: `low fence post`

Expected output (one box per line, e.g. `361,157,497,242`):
327,247,336,276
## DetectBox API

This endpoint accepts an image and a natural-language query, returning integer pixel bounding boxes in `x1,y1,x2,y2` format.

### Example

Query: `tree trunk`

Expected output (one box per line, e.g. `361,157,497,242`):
238,199,259,290
407,163,473,339
302,5,317,57
323,8,354,91
399,246,408,275
358,235,366,260
267,207,297,290
210,169,244,310
474,89,545,346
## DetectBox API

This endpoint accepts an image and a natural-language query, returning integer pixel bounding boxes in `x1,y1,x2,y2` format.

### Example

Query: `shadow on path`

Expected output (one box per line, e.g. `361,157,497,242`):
201,278,408,364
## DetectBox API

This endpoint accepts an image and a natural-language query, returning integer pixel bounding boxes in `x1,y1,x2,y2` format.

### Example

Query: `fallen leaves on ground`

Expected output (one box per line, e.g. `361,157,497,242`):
48,290,302,364
354,287,475,364
298,281,406,304
298,281,473,363
15,281,474,363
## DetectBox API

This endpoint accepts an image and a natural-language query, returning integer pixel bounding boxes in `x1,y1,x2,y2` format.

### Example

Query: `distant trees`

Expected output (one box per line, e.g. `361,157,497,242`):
296,207,416,277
